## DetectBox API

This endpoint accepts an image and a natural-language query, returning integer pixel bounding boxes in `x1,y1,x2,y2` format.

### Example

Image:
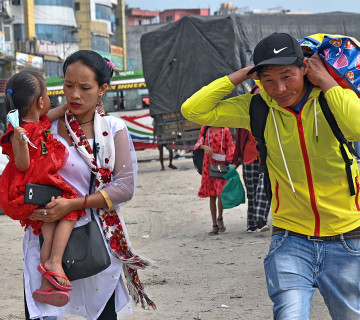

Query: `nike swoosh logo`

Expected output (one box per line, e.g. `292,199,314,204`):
273,47,287,54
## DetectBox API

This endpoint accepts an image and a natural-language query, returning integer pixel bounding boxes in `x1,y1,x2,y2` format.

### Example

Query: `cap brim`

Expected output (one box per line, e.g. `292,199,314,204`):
247,56,299,75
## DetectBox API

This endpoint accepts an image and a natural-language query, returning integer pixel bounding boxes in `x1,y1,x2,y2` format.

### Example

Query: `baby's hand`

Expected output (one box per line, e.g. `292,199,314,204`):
13,126,27,144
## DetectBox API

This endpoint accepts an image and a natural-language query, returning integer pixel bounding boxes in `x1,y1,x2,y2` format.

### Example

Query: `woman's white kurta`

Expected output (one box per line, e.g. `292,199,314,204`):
24,117,133,319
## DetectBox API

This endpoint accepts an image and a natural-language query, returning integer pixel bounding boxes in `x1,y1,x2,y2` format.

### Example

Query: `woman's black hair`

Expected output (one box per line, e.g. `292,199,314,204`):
4,68,45,121
62,50,114,86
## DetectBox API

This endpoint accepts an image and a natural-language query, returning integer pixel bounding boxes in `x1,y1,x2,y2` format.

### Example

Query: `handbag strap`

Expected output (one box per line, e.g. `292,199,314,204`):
207,127,225,154
89,139,96,220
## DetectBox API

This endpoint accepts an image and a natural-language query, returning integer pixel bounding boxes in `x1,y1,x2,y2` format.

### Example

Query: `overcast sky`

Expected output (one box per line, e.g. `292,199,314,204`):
125,0,360,14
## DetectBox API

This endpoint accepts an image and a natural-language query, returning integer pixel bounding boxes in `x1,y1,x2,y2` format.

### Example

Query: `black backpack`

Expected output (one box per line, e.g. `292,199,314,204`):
249,93,360,199
192,126,209,175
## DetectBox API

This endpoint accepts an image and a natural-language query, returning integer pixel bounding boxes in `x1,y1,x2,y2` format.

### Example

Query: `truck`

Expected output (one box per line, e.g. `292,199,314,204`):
140,13,360,149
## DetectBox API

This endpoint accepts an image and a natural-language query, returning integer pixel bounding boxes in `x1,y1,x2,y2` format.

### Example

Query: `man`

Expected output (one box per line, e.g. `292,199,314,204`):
181,32,360,319
152,120,178,171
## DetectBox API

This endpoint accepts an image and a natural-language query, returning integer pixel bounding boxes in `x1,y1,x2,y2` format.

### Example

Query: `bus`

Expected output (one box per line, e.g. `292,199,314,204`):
46,70,156,150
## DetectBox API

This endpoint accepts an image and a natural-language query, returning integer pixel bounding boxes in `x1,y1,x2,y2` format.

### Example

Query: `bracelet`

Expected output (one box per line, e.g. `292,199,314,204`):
99,189,113,211
83,194,88,210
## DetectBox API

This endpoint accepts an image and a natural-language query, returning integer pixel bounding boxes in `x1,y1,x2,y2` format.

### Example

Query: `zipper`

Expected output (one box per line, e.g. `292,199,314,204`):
355,176,360,211
292,110,321,236
274,180,280,213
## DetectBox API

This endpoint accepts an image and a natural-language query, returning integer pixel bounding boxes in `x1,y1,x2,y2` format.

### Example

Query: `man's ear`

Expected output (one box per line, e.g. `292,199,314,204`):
302,58,309,75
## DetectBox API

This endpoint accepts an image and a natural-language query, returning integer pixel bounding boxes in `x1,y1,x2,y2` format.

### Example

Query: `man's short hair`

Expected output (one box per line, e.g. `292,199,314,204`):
247,33,304,75
257,58,305,78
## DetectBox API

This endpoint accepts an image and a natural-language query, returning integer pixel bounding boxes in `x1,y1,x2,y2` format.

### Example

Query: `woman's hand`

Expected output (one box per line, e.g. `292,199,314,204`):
202,145,213,156
29,196,77,222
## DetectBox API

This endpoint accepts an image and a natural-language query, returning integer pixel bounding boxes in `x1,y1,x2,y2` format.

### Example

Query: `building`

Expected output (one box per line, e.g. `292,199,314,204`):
12,0,79,77
159,8,209,23
125,6,159,26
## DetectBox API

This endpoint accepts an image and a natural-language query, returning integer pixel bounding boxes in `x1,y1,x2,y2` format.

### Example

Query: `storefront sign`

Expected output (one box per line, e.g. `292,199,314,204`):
110,45,123,57
16,52,43,69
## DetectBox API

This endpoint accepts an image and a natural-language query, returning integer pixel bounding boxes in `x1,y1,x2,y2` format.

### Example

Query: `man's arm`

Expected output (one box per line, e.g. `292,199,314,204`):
228,65,256,86
181,69,254,130
307,55,360,139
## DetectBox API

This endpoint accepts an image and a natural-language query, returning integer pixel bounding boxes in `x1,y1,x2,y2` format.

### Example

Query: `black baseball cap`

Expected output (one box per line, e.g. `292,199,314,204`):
247,33,304,75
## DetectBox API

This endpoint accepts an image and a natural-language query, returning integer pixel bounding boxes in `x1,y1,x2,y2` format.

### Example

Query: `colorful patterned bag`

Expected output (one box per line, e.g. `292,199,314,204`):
300,34,360,97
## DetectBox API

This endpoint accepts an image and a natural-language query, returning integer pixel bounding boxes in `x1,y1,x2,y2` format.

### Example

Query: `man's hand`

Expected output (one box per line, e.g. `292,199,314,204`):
306,54,338,92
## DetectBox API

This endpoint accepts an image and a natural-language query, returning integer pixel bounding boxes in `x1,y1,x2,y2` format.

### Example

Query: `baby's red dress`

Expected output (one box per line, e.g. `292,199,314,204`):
0,115,85,234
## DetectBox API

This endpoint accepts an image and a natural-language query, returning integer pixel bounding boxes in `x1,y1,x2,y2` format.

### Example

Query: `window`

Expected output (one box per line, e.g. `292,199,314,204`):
13,24,24,42
44,60,62,77
4,25,11,42
91,35,109,52
36,25,77,42
166,15,173,22
75,2,80,10
95,4,112,21
35,0,74,7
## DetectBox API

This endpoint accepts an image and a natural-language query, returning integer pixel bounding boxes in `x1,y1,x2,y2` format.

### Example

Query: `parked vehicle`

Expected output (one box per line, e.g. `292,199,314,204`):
140,14,360,149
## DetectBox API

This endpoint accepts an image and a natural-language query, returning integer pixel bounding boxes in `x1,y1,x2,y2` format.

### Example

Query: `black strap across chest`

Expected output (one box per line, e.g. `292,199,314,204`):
249,93,359,197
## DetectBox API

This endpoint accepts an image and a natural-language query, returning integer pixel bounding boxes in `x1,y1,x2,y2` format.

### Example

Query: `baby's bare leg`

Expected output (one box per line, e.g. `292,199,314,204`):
40,222,57,290
44,219,76,288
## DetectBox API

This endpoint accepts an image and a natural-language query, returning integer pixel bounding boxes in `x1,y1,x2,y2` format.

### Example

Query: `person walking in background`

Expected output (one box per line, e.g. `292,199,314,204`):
194,126,234,235
182,33,360,319
152,121,177,171
0,69,82,306
232,85,270,232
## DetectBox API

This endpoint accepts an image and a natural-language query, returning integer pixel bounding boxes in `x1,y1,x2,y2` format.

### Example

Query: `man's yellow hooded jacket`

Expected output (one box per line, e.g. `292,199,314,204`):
181,76,360,236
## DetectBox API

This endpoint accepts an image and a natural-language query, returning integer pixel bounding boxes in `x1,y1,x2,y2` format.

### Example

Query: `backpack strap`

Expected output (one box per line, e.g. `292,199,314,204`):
318,92,358,196
249,94,272,200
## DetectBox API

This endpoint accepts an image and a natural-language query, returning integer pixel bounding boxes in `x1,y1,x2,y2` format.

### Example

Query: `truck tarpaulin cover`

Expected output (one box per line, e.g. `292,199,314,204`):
140,13,360,116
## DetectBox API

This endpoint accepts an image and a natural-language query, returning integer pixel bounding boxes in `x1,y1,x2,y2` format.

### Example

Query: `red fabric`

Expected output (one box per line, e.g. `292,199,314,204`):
197,127,235,198
232,129,259,166
0,115,85,234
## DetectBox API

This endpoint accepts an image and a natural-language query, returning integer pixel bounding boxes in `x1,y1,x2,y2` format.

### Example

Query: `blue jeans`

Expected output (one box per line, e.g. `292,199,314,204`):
264,231,360,320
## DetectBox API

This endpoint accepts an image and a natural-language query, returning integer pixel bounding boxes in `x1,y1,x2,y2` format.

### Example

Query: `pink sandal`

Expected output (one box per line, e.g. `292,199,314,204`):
33,287,70,307
37,263,72,291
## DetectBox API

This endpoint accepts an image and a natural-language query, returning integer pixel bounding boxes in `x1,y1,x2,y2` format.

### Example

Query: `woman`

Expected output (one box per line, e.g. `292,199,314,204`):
26,50,155,319
194,126,234,235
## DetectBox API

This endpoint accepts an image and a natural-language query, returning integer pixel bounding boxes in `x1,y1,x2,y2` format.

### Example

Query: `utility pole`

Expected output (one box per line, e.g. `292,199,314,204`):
115,0,127,70
23,0,35,41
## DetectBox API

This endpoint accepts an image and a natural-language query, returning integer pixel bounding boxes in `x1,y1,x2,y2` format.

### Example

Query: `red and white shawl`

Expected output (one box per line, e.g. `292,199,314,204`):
65,108,156,310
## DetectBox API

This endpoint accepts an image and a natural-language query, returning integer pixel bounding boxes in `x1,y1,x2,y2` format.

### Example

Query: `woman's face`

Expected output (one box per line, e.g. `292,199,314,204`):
63,61,107,119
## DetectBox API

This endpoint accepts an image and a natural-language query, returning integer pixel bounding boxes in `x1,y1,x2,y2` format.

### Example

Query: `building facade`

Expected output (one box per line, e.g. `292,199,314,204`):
159,8,209,23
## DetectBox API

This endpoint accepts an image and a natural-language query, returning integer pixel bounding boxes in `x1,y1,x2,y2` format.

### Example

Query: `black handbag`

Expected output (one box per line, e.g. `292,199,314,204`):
62,139,111,281
209,163,227,179
192,126,209,175
62,211,111,281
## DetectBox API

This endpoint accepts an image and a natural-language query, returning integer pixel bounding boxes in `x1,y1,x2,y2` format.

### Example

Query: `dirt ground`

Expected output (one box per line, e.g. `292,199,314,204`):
0,149,333,319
